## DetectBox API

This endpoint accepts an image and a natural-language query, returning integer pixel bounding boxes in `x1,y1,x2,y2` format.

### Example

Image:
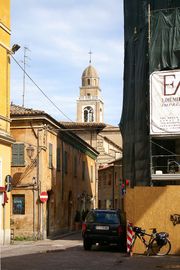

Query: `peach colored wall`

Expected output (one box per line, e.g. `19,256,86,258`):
124,186,180,255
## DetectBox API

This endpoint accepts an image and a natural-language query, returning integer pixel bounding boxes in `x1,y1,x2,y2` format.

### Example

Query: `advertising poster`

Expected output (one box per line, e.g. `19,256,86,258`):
150,70,180,135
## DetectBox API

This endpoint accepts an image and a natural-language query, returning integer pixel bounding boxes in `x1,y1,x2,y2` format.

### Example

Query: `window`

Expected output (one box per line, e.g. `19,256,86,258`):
64,151,68,174
84,106,94,122
90,165,93,182
74,155,77,177
12,143,25,166
49,143,53,168
115,172,118,185
12,195,25,215
103,174,106,186
87,78,90,85
99,176,101,188
108,174,112,185
82,161,85,180
57,147,61,171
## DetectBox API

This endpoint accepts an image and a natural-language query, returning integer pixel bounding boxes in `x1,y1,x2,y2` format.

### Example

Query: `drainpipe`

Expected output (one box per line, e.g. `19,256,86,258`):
95,161,98,208
112,165,115,209
37,129,41,239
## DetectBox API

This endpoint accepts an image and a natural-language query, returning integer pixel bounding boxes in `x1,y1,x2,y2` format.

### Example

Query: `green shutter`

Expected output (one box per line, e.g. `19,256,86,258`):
12,144,24,166
18,144,24,165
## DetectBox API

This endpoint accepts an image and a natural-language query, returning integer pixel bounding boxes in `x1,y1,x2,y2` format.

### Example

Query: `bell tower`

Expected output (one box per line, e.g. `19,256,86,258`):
77,60,104,123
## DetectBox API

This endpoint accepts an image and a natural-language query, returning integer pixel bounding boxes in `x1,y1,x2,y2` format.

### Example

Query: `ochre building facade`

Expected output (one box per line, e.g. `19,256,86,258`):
10,105,98,239
0,0,14,244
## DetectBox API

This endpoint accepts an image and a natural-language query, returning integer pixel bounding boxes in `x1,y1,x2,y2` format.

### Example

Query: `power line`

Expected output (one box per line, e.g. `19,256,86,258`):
11,55,74,122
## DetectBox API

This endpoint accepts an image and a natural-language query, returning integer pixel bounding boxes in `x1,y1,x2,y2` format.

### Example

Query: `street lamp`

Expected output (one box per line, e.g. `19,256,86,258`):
26,144,35,159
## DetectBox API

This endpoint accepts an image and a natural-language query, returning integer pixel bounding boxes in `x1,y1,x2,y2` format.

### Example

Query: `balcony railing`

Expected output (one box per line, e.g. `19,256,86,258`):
78,96,103,102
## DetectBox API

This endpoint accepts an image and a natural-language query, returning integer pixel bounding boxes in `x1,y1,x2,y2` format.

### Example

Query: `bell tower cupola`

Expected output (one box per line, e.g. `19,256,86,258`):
77,54,104,123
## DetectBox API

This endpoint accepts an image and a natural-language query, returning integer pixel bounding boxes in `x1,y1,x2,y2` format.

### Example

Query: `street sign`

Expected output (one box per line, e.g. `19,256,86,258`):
39,191,48,203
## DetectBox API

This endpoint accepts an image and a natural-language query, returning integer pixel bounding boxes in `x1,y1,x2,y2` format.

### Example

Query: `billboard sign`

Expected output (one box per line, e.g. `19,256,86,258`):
150,70,180,135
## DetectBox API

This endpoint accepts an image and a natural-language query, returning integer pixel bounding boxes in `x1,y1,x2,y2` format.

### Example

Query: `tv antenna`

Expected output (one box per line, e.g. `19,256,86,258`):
22,46,31,107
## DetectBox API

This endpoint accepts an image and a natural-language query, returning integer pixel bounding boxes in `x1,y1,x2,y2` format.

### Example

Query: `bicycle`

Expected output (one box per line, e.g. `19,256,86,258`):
130,226,171,256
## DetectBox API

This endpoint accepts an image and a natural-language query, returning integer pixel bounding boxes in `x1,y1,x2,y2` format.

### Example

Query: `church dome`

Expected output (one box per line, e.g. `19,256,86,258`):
82,65,99,78
81,65,99,87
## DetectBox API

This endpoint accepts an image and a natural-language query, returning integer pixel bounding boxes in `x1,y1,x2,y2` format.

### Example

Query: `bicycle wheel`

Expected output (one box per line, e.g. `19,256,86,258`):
151,238,171,256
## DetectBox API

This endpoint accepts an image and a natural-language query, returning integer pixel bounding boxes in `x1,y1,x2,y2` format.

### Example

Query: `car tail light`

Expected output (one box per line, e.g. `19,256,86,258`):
117,225,123,236
82,223,87,233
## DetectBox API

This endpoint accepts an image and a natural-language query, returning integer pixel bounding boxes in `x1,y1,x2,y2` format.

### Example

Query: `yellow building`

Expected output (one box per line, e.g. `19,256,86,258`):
98,158,123,210
10,104,99,239
0,0,15,244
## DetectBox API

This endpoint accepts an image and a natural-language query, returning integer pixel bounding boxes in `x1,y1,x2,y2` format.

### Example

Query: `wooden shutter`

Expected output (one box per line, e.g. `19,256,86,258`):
57,147,60,171
12,144,24,166
49,143,53,168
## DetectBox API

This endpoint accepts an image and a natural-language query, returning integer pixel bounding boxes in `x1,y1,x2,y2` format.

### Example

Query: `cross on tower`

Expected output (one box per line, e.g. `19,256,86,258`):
88,50,93,64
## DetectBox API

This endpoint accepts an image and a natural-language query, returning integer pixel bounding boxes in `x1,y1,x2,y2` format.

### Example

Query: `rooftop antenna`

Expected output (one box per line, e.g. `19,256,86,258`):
22,46,31,107
88,50,93,64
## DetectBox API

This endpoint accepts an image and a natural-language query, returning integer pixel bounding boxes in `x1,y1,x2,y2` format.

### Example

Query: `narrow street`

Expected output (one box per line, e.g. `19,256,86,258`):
1,232,179,270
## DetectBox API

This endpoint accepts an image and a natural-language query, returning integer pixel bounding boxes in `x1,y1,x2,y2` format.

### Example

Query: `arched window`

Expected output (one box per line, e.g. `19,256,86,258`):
87,79,90,85
84,106,94,122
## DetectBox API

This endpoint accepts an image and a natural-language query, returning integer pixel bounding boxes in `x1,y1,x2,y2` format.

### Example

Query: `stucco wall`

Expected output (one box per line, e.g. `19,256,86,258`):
0,0,11,244
124,186,180,255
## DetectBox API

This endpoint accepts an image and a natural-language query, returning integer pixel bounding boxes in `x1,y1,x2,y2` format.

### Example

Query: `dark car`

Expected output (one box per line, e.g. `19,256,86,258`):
82,209,126,251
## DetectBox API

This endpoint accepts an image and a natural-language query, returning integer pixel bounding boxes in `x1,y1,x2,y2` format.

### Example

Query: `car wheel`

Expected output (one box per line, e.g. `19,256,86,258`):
83,239,92,250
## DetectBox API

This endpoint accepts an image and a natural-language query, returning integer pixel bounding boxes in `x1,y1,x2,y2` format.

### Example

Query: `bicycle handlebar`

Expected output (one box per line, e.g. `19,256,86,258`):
133,226,157,236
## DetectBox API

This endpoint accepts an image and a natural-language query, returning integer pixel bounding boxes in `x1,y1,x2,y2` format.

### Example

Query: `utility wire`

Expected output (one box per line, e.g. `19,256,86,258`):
11,55,108,135
11,55,73,122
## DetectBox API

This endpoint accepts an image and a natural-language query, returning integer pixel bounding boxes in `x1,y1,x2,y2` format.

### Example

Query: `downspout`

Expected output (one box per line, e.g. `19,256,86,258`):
148,3,153,186
37,128,42,239
30,123,41,239
61,140,64,200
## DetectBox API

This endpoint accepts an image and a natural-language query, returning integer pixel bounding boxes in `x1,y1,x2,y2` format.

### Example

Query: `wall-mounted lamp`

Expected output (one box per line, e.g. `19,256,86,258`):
26,144,35,159
11,44,21,54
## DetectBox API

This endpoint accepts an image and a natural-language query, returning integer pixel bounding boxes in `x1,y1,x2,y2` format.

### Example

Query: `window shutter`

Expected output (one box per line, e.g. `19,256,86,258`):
57,147,60,171
82,161,85,180
91,165,93,182
18,144,24,165
65,151,68,174
74,155,77,177
12,144,24,166
49,143,53,168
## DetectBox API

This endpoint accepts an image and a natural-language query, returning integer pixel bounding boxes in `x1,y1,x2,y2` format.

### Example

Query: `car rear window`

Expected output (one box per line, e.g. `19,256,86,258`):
86,211,120,224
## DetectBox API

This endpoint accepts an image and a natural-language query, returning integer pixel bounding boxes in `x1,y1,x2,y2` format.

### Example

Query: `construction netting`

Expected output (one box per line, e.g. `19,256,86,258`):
120,0,180,186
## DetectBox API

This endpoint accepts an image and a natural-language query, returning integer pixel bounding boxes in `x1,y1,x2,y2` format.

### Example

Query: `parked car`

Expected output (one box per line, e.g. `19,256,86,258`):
82,209,126,251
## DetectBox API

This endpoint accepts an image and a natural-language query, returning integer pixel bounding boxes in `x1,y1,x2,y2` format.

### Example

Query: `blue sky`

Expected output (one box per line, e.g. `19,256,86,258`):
10,0,124,126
